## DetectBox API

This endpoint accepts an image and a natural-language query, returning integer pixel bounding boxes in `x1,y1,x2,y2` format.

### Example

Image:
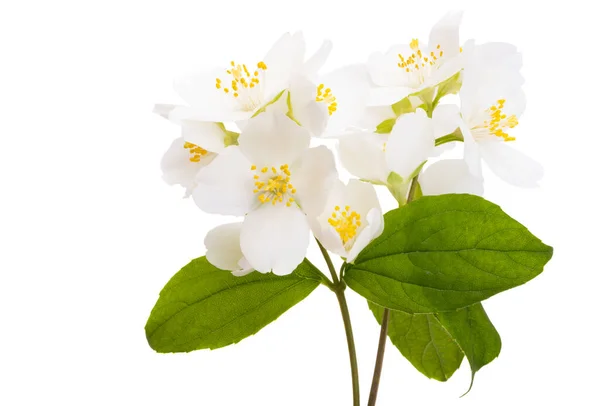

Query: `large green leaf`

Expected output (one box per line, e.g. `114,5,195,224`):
370,302,464,381
437,303,501,394
344,194,553,313
146,257,320,353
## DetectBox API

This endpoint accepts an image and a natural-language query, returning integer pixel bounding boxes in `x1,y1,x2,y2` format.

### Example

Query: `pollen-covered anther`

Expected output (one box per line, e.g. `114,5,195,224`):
328,205,362,244
215,60,268,99
397,40,444,74
316,83,337,115
484,99,519,142
183,141,209,162
252,164,296,207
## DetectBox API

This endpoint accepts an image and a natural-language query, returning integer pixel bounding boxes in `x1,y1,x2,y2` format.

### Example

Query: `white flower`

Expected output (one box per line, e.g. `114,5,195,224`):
192,111,337,275
205,222,253,276
339,108,457,188
367,11,464,106
460,43,543,187
311,180,383,262
166,32,333,136
419,159,483,196
153,104,228,196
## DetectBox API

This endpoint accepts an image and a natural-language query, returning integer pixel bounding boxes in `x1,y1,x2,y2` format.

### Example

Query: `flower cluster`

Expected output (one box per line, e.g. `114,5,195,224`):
154,12,542,276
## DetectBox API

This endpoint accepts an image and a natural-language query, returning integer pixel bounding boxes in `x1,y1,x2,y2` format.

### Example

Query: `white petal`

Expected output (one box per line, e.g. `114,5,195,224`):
367,45,413,87
345,179,381,219
358,106,396,130
153,104,177,120
288,75,329,137
161,137,215,196
238,111,310,167
311,180,346,257
420,159,484,196
181,121,226,153
205,223,251,274
169,105,252,125
385,109,436,179
432,104,461,138
368,86,412,106
338,131,388,183
263,32,306,98
193,146,255,215
240,205,310,275
303,39,333,79
320,64,371,135
291,145,338,216
461,122,483,179
479,141,544,187
347,207,384,263
174,68,235,112
428,11,463,59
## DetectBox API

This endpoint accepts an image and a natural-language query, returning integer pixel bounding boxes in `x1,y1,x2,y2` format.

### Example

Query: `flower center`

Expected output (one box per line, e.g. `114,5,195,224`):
481,99,518,141
184,141,209,162
328,205,362,244
215,61,268,111
397,39,444,81
316,83,337,115
251,164,296,207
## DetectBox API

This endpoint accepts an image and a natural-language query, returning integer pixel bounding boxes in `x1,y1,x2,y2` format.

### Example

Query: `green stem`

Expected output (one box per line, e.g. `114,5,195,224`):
317,240,360,406
367,176,420,406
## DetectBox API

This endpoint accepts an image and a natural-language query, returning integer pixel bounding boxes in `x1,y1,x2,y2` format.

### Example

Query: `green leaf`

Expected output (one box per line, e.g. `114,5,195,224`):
437,303,501,394
344,194,553,313
370,302,464,381
145,257,320,353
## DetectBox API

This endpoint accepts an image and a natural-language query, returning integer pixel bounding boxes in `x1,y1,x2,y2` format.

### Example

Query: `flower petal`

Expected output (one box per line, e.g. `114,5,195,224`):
153,104,177,120
289,75,329,137
367,86,412,106
181,121,227,153
303,39,333,79
347,207,383,263
205,222,252,275
479,140,544,187
428,11,463,59
385,109,436,179
367,45,413,87
319,64,371,134
161,137,216,197
240,205,310,275
311,180,346,257
291,145,338,216
169,105,252,125
432,104,461,138
420,159,484,196
461,121,483,179
338,131,388,183
238,111,310,167
173,68,236,112
193,146,255,215
263,32,306,98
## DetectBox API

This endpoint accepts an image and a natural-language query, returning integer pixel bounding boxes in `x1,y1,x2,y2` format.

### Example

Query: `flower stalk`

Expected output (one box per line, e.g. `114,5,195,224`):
367,175,420,406
317,240,360,406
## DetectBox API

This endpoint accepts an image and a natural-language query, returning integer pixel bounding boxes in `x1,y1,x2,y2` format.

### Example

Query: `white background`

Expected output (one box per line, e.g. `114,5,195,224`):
1,0,598,405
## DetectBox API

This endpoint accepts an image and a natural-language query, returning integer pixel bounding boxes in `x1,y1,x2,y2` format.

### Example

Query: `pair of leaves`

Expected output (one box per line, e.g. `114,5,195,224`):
345,194,551,386
370,302,501,391
146,257,321,353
